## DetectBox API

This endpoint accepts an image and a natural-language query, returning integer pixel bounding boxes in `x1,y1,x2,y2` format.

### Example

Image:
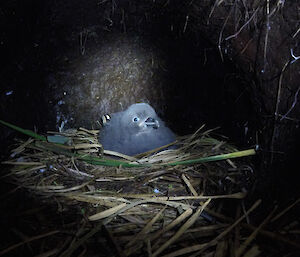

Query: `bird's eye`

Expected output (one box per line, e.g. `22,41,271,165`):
133,117,139,122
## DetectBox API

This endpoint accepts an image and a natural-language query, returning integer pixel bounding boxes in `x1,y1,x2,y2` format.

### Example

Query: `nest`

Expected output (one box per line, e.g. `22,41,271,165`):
1,123,299,257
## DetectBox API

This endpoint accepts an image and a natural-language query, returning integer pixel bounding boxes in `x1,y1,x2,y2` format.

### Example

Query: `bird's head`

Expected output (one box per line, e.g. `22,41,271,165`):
122,103,160,133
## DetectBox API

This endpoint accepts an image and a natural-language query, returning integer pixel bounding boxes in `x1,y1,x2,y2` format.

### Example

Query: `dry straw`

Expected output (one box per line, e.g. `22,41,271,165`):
1,119,279,257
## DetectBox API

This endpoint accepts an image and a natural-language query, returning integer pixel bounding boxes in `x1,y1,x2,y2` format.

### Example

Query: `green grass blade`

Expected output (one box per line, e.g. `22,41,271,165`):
77,149,255,167
77,155,142,168
0,119,47,141
166,149,256,166
0,119,255,167
34,141,142,168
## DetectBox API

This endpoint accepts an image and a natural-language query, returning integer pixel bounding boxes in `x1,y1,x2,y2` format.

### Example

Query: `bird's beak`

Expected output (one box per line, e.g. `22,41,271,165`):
143,117,159,129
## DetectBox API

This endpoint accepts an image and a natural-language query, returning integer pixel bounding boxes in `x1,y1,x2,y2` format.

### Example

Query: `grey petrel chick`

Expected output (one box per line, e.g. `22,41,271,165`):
99,103,175,156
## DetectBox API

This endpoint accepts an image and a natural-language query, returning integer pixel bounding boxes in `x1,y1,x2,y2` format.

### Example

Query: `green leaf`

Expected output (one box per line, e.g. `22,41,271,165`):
0,119,47,141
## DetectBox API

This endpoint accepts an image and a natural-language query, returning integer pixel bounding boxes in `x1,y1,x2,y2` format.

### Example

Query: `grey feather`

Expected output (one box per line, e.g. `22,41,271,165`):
99,103,176,156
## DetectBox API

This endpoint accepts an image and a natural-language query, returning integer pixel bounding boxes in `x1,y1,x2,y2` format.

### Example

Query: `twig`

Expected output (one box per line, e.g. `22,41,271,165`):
225,7,259,41
270,60,289,163
290,48,300,64
79,29,88,56
240,38,253,55
150,208,193,242
0,230,60,256
124,191,246,201
204,207,300,249
89,203,127,221
275,60,289,117
271,198,300,223
181,174,198,196
292,26,300,38
236,206,276,257
27,181,90,193
207,0,222,25
126,206,167,249
60,222,103,257
242,245,261,257
111,0,117,15
263,0,270,72
277,114,299,122
34,248,60,257
147,239,152,257
183,15,189,33
280,85,300,121
160,243,207,257
218,1,235,62
102,225,125,257
191,199,262,256
241,200,250,224
152,200,211,257
234,205,241,252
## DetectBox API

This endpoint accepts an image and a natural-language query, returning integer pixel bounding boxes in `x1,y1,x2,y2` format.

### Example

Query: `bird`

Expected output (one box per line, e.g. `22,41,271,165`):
98,103,176,156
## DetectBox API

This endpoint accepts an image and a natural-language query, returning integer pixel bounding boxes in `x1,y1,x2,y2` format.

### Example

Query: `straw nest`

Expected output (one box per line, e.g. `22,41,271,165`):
2,123,274,256
2,125,300,256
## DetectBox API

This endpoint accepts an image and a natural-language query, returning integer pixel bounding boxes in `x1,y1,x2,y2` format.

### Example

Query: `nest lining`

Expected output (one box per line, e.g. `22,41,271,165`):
1,125,299,256
1,124,265,256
